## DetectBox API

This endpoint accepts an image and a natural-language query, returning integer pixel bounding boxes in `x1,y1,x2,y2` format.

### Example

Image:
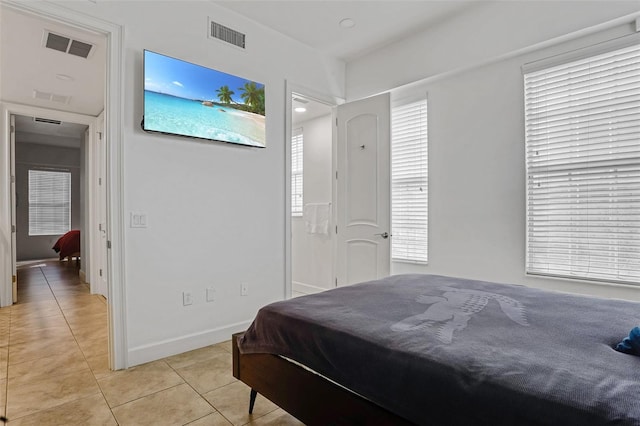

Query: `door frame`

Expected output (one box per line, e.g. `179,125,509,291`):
6,105,97,290
0,1,127,370
284,81,343,298
93,111,108,298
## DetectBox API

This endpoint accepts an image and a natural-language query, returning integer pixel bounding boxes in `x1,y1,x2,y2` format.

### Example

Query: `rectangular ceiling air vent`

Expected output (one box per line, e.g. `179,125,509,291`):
34,117,62,125
43,30,94,59
293,97,309,104
68,39,93,58
45,32,70,53
208,19,245,49
33,90,71,105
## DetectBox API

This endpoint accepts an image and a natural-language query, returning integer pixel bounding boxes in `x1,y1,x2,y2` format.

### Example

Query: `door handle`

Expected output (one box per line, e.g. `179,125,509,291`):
374,232,390,239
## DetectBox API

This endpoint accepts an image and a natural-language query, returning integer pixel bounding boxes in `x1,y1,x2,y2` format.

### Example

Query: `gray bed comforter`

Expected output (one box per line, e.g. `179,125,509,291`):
239,274,640,425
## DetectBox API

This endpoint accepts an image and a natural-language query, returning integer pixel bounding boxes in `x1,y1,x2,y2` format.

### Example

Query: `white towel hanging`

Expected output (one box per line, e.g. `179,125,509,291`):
303,203,331,235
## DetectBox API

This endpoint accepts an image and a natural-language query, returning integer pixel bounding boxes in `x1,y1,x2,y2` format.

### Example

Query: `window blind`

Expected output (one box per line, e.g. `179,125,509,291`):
391,99,428,263
29,169,71,236
291,127,303,216
524,43,640,284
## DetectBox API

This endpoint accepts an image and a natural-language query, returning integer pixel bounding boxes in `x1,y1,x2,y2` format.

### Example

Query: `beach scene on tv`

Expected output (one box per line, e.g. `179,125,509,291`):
143,50,266,148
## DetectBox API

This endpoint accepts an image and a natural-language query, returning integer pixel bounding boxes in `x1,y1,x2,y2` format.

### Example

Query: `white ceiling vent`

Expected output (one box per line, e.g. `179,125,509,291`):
33,90,71,105
208,19,245,49
34,117,62,125
43,30,94,59
293,97,309,104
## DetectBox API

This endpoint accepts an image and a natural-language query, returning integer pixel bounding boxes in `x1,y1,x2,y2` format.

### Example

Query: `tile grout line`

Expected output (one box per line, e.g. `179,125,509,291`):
163,360,233,425
42,264,119,424
4,265,52,422
26,263,115,424
161,349,271,426
172,355,280,426
6,262,117,424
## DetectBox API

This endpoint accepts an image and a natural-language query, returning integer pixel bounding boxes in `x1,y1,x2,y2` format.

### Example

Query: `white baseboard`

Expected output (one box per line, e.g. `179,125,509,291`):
292,281,330,295
127,320,251,367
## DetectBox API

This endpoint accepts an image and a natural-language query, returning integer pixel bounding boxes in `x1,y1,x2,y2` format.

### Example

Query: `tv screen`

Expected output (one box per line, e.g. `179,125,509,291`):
143,50,266,148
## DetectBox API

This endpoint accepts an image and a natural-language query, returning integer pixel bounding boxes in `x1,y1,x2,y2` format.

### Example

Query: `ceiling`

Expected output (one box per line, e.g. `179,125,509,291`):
292,94,332,125
1,1,476,140
0,6,107,115
0,5,106,140
216,1,477,61
14,114,86,148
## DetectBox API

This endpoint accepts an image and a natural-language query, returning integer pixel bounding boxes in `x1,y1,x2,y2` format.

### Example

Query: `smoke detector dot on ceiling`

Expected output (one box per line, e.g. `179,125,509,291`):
339,18,355,29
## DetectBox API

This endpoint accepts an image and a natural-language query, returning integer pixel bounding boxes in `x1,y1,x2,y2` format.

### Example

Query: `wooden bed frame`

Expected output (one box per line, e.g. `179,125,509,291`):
232,333,414,425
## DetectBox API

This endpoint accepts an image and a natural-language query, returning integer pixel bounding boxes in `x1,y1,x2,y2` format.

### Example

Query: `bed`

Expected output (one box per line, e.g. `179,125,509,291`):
234,274,640,425
52,229,80,263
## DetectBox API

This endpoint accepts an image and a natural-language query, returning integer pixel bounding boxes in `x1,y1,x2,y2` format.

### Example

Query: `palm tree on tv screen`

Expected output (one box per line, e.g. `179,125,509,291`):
216,85,235,104
238,81,265,115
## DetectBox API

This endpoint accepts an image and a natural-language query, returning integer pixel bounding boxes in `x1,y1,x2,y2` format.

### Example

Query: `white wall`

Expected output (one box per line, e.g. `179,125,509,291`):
292,113,333,293
347,1,640,100
15,141,82,261
52,0,345,365
348,2,640,301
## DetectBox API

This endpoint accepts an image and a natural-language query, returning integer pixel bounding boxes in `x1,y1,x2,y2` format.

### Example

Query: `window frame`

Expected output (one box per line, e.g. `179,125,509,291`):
28,169,72,236
391,97,429,264
291,127,304,217
523,38,640,285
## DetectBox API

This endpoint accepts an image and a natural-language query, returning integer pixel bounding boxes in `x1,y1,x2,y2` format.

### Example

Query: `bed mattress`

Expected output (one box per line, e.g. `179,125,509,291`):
239,274,640,425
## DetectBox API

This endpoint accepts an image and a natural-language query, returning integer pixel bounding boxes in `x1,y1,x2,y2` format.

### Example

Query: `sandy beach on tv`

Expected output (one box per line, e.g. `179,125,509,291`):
143,50,266,147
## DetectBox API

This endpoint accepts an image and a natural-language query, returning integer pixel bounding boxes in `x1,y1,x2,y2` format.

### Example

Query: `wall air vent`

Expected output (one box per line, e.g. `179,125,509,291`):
34,117,62,125
43,30,94,58
208,19,245,49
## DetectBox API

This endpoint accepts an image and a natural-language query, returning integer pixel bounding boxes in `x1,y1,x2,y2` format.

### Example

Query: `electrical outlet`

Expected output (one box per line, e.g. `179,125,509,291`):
206,287,216,302
241,283,248,296
183,291,193,306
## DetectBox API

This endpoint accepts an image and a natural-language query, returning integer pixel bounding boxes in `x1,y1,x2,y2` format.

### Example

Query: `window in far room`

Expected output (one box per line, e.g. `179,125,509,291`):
524,42,640,285
291,127,304,216
28,169,71,236
391,98,428,264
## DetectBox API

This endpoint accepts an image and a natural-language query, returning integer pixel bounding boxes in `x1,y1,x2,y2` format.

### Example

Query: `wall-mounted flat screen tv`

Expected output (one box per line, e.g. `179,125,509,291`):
143,50,266,148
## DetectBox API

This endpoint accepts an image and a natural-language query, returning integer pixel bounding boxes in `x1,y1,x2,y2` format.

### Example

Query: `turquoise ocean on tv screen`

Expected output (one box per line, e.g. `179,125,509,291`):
144,90,266,147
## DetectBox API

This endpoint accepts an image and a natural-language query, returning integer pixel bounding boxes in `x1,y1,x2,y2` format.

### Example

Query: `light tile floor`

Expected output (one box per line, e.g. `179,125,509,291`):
0,260,303,425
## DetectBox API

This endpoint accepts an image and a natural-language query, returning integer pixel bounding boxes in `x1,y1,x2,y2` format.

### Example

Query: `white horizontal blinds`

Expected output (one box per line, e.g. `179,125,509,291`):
291,127,303,216
524,43,640,284
28,169,71,236
391,99,428,263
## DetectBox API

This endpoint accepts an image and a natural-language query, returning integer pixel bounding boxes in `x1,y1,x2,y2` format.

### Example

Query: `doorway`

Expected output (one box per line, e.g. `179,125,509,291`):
12,114,88,280
0,0,125,369
289,92,334,297
285,85,392,296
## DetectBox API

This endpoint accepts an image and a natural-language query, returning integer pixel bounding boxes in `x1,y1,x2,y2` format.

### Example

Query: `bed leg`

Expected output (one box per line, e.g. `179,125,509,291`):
249,389,258,414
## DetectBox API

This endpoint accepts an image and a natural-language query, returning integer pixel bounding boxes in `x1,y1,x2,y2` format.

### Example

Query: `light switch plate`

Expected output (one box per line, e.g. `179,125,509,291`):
130,212,148,228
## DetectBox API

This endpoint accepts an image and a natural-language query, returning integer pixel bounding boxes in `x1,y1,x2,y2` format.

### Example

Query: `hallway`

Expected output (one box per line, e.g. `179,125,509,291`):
0,260,300,425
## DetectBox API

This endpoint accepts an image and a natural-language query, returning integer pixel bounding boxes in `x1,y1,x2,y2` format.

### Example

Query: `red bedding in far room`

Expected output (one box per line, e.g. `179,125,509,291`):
52,230,80,260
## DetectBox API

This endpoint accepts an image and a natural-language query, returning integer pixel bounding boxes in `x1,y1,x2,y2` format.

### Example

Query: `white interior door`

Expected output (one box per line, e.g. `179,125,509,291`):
10,115,17,303
335,93,391,286
94,112,108,298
